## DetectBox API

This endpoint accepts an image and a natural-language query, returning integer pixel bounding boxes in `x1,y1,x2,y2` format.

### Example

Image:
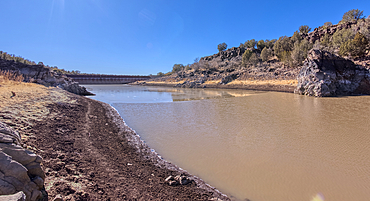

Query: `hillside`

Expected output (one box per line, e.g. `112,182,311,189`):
138,10,370,97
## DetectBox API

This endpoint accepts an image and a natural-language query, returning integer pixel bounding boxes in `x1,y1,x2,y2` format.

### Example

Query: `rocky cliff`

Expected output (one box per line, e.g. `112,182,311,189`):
0,121,46,201
295,49,370,97
0,58,93,96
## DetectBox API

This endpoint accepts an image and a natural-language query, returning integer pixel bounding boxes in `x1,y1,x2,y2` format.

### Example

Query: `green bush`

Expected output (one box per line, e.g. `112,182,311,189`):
265,39,277,49
280,51,292,65
340,9,365,23
320,34,331,47
274,36,293,61
339,32,369,57
257,40,266,51
291,31,302,44
172,64,184,73
244,39,256,49
332,29,355,48
261,47,273,62
291,39,313,65
217,43,227,52
242,49,253,65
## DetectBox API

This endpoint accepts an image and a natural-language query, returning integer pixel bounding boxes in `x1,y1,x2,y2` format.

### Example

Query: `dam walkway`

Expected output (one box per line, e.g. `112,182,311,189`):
66,74,150,84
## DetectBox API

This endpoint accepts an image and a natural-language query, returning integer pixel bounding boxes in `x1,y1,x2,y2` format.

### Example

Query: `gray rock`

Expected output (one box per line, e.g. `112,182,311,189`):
0,191,26,201
295,49,370,97
166,175,192,186
0,122,45,201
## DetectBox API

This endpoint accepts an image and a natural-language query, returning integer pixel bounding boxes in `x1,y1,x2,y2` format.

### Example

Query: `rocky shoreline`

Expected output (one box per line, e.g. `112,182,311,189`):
0,81,231,200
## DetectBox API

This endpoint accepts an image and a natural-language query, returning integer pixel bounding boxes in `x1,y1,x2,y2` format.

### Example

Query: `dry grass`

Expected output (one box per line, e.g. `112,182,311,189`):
229,79,298,86
0,70,24,83
0,77,73,143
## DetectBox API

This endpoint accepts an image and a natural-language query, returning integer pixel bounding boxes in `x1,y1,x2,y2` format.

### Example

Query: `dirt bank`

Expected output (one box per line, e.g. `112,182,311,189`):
135,79,297,93
0,81,230,200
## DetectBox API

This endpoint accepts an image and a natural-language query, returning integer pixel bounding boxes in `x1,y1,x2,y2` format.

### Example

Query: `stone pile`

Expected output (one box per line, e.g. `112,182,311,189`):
0,121,46,201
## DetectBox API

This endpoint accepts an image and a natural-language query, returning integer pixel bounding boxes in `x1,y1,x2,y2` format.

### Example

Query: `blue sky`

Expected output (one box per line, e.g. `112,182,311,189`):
0,1,368,75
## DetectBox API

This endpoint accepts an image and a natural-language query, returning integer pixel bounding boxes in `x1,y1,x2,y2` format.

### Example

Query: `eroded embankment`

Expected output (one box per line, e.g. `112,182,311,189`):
0,81,231,200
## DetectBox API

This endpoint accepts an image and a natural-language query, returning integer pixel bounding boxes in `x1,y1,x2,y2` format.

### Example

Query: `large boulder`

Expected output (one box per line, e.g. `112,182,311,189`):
0,122,46,201
295,49,370,97
0,58,93,95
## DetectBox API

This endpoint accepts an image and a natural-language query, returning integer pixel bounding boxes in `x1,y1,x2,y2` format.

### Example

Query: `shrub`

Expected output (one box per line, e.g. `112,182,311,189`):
172,64,184,73
261,47,273,62
257,40,266,51
242,49,253,65
265,39,277,49
291,31,302,44
249,53,259,65
274,36,293,61
299,25,311,34
323,22,333,28
340,9,365,23
332,29,355,48
280,51,292,65
291,39,313,65
244,39,256,49
340,32,369,57
320,34,331,47
217,42,227,52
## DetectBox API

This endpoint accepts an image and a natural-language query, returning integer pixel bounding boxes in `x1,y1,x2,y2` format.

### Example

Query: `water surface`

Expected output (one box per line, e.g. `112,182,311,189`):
85,85,370,201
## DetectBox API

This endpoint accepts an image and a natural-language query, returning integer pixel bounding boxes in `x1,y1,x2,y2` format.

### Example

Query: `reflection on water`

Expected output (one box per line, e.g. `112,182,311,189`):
86,85,370,201
84,84,260,103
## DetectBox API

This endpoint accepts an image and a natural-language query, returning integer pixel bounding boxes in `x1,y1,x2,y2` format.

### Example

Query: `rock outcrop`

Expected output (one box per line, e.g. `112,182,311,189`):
0,121,46,201
0,58,93,96
295,49,370,97
303,20,361,43
201,47,245,62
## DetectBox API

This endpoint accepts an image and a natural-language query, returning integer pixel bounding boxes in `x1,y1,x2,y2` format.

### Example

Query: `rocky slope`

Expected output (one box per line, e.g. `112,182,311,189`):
141,19,370,97
0,58,93,96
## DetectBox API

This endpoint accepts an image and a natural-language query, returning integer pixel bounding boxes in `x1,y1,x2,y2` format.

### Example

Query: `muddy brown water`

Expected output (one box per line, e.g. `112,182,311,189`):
85,85,370,201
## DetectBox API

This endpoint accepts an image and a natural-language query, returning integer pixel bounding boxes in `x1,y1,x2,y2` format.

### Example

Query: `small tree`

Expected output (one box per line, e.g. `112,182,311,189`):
265,39,277,49
261,47,273,62
218,43,227,52
244,39,256,49
242,50,253,66
291,39,313,65
323,22,333,28
340,9,365,23
291,31,302,44
340,32,369,57
299,25,311,34
172,64,184,73
274,36,293,61
257,40,266,51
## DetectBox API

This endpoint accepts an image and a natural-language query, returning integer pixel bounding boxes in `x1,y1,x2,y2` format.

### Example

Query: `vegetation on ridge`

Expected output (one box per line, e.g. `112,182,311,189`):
162,9,369,77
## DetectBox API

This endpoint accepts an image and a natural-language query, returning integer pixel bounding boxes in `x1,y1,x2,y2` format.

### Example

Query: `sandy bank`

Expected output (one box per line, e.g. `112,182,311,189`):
0,81,231,200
